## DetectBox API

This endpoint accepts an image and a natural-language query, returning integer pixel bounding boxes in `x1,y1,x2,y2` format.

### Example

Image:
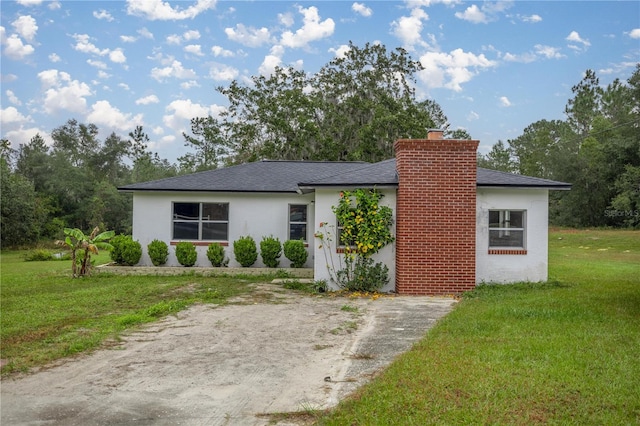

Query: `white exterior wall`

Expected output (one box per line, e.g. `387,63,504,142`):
131,191,315,267
312,188,396,292
476,188,549,283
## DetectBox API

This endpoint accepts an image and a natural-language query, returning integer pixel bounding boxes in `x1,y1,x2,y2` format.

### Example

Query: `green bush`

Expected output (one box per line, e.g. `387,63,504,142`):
260,236,282,268
175,241,197,267
233,236,258,267
207,243,228,267
24,249,54,262
147,239,169,266
110,234,142,266
336,256,389,292
283,239,308,268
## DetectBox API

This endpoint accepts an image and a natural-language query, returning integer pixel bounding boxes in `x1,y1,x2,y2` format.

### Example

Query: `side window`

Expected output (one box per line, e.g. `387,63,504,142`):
173,202,229,241
289,204,307,241
488,210,525,248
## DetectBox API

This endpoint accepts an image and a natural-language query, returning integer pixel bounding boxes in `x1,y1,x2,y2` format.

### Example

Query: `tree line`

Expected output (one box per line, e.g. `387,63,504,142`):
1,44,638,247
478,65,640,228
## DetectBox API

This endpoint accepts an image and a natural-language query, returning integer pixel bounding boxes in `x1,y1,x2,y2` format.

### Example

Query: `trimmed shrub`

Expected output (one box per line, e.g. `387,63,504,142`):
233,236,258,267
283,239,308,268
207,243,228,267
147,239,169,266
110,234,142,266
260,236,282,268
337,256,389,292
175,241,197,267
24,249,54,262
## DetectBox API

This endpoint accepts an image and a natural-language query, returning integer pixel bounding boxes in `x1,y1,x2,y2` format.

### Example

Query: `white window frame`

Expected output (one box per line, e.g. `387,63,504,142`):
288,204,308,241
172,202,229,241
488,209,526,249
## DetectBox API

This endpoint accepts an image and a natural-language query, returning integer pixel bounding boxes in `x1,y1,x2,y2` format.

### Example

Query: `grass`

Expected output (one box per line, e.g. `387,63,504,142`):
317,228,640,425
0,250,266,375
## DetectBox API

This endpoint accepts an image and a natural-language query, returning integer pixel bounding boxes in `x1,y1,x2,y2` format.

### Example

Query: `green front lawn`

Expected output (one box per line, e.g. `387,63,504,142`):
317,229,640,425
0,251,260,375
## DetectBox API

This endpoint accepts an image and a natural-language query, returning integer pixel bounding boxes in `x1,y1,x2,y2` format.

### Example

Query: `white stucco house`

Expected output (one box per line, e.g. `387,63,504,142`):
119,131,570,295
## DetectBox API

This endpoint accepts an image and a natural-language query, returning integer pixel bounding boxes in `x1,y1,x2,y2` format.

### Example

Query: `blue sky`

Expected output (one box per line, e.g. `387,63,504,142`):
1,0,639,162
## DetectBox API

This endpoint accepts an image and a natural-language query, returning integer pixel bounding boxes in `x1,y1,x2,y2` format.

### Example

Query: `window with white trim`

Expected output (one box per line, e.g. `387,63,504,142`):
488,210,525,248
172,202,229,241
288,204,307,241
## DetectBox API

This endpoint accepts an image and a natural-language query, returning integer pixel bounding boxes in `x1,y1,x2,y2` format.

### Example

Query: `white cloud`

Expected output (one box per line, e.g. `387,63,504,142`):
1,27,35,60
391,7,429,50
352,2,373,17
259,45,284,75
126,0,216,21
1,106,30,125
163,99,222,132
12,15,38,42
535,44,564,59
166,34,182,45
184,44,204,56
93,9,114,22
49,53,61,62
499,96,511,107
87,59,107,69
180,80,200,90
329,44,351,59
6,90,22,105
97,70,110,79
72,33,109,56
455,4,487,24
150,60,197,81
136,94,160,105
418,48,497,92
211,45,234,57
118,83,130,91
278,12,294,27
4,127,50,150
280,5,335,48
138,27,154,39
467,110,480,121
521,14,542,23
121,35,137,43
183,30,200,41
16,0,43,6
225,23,272,47
628,28,640,39
37,69,92,114
209,63,238,81
109,49,127,64
566,30,590,51
502,51,537,63
87,100,143,132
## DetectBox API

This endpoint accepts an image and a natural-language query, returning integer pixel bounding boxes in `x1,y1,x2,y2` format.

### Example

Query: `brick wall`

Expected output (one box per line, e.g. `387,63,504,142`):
394,131,479,295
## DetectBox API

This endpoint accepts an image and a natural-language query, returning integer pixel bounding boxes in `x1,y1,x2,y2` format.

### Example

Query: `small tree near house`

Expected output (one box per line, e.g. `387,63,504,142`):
316,189,394,292
56,227,114,277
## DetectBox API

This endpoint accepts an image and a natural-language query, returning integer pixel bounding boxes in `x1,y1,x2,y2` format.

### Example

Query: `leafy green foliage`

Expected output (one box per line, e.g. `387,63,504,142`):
147,239,169,266
175,241,197,267
56,227,114,277
283,239,308,268
479,65,640,228
336,256,389,292
233,236,258,267
206,242,228,267
260,236,282,268
24,249,55,262
110,235,142,266
317,189,394,292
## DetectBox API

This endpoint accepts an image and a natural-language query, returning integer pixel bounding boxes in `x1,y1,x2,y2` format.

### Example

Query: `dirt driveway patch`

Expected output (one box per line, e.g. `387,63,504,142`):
1,283,456,425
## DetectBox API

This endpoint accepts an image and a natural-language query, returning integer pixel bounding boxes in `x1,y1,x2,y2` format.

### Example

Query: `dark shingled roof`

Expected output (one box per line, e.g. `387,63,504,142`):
119,159,571,193
118,161,368,193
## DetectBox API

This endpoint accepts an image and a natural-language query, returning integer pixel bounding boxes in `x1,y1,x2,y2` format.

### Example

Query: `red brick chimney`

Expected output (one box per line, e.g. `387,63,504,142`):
394,130,479,295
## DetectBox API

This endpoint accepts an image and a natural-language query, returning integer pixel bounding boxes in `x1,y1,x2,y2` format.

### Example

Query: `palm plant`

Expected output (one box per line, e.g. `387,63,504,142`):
56,227,114,277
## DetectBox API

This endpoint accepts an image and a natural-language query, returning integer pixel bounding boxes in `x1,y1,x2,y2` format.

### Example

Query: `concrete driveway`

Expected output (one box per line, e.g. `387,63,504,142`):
1,284,456,425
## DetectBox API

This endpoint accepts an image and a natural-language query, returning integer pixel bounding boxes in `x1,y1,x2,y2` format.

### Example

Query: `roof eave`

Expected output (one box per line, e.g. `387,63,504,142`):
477,184,572,190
